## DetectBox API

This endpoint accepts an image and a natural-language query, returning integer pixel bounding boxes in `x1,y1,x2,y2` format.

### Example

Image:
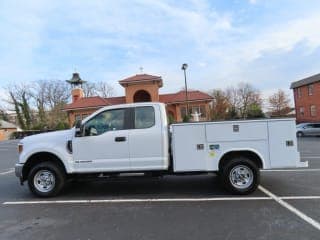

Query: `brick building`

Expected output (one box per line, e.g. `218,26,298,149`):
64,73,213,126
290,73,320,123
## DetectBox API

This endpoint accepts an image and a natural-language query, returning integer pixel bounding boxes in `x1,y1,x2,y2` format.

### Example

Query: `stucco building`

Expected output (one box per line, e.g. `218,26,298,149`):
290,73,320,123
64,73,213,126
0,120,18,141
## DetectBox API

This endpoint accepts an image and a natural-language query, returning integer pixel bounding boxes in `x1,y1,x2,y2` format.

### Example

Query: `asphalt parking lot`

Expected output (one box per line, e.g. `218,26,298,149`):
0,138,320,239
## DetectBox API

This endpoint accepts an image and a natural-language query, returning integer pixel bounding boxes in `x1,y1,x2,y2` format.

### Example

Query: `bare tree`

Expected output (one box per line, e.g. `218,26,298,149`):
209,89,229,120
268,89,291,117
82,82,97,97
31,80,48,125
225,86,240,119
83,81,114,98
6,83,33,129
4,80,70,130
42,80,70,129
95,81,114,98
44,80,70,109
236,82,263,119
223,82,263,119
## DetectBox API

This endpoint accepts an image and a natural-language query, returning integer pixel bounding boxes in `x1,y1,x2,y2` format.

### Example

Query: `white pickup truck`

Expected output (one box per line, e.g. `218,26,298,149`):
15,102,307,197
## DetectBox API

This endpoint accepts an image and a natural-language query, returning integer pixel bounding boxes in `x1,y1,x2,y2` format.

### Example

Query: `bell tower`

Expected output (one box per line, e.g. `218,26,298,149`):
119,74,163,103
66,72,86,102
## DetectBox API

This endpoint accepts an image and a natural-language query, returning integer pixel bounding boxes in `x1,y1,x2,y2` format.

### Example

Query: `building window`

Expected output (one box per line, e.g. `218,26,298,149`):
180,106,187,118
308,84,314,96
191,105,207,118
180,105,207,119
310,105,316,117
82,114,89,119
75,114,81,121
297,88,302,98
200,105,206,118
299,107,304,116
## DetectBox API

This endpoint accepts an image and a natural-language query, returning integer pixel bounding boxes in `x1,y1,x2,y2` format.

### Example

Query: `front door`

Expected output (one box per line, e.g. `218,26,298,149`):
72,108,130,172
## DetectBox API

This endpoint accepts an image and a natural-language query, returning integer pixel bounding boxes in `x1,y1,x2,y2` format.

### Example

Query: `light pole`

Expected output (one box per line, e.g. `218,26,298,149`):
181,63,189,118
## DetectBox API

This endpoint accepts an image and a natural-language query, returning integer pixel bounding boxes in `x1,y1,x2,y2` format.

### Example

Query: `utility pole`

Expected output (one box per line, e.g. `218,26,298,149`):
181,63,189,117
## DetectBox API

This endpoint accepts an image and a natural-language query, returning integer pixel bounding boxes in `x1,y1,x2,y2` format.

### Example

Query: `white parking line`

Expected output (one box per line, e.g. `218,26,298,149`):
262,168,320,172
4,195,320,205
0,169,14,175
281,196,320,200
259,185,320,231
2,197,272,205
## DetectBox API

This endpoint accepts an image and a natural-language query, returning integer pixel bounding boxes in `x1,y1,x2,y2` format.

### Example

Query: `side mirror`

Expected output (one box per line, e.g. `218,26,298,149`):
75,120,83,137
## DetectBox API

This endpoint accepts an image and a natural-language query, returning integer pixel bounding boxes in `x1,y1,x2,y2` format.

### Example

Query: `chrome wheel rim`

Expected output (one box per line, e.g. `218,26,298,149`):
34,170,55,193
229,165,253,189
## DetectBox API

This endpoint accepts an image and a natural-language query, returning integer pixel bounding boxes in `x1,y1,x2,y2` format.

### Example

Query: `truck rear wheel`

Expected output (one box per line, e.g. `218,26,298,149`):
221,157,259,195
28,161,66,197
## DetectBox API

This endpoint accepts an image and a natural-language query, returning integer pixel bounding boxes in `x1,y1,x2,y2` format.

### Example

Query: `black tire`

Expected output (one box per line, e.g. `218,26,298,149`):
28,161,66,197
297,131,304,137
220,157,259,195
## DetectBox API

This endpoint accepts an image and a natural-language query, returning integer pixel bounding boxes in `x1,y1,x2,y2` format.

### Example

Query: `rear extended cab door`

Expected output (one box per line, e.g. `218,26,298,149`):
129,105,169,171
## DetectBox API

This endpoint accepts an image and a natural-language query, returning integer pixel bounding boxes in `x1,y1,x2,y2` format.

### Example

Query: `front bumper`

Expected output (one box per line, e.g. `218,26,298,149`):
15,163,24,185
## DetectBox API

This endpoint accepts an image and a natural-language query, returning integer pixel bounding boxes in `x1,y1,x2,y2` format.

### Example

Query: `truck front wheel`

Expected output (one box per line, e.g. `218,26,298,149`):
28,162,66,197
221,157,259,195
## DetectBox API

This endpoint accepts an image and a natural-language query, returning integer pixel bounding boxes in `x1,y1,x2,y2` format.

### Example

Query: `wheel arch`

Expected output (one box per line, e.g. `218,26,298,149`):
22,152,67,182
218,150,264,171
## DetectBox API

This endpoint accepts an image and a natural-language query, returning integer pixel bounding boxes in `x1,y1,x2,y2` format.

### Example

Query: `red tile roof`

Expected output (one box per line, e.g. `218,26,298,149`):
159,90,213,103
64,96,109,111
106,96,126,105
63,90,212,111
119,74,163,87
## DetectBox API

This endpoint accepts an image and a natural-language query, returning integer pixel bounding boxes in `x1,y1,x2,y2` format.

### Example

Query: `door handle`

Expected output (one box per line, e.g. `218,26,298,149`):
115,136,126,142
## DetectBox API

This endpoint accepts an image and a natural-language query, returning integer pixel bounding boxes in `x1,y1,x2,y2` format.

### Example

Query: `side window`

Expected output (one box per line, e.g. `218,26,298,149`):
83,109,125,136
135,106,155,129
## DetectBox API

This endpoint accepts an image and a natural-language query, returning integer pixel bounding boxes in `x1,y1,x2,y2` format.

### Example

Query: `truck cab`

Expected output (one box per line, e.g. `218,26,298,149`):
72,103,169,173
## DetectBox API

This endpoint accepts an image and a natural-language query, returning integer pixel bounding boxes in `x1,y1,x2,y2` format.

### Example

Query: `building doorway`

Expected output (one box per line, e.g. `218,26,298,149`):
133,90,151,102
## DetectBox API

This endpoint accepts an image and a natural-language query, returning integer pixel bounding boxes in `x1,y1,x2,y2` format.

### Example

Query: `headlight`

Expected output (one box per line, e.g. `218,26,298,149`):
18,144,23,154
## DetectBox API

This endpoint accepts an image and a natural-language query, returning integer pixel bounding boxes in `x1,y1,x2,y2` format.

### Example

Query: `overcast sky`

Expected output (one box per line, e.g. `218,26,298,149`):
1,0,320,106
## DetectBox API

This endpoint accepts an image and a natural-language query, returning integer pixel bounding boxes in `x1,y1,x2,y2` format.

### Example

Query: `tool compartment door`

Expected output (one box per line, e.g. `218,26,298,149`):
172,124,207,172
268,120,300,168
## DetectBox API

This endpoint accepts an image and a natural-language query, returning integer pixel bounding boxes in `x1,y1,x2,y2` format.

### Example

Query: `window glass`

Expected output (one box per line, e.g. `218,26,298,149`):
135,106,155,129
84,109,125,136
200,105,206,118
308,85,314,96
310,105,316,117
297,88,302,98
75,114,81,121
82,114,89,119
299,107,304,116
180,106,187,118
191,106,200,114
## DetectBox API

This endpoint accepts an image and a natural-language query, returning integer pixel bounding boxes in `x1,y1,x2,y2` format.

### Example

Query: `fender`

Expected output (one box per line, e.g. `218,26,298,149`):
218,147,268,169
20,145,74,173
